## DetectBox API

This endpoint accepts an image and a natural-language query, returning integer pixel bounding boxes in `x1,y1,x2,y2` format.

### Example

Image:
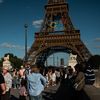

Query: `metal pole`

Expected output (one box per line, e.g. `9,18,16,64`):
53,53,55,66
24,24,28,63
57,56,59,66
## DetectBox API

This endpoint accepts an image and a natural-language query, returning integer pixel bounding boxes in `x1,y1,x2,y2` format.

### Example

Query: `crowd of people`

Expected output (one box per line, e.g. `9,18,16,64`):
0,60,96,100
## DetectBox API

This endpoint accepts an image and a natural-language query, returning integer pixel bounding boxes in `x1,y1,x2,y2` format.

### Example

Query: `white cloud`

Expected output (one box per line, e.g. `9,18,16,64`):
0,42,26,50
95,46,100,48
0,0,4,3
95,38,100,42
32,19,43,28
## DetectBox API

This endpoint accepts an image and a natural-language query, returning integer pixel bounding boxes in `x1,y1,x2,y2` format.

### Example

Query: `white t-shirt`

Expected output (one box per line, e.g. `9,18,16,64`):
51,73,56,82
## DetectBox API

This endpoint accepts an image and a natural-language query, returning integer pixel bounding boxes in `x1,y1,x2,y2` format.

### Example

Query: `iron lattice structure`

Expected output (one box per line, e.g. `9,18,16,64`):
27,0,92,66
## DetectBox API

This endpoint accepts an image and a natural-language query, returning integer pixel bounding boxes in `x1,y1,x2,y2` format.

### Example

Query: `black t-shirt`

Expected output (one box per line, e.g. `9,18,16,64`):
0,73,5,94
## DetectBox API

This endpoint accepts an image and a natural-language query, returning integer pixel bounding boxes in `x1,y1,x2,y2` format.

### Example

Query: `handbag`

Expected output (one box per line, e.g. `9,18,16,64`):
74,77,85,91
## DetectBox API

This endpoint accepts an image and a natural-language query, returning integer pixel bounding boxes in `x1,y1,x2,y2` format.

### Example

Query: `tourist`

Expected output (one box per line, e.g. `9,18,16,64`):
19,65,25,79
51,69,56,86
0,72,6,100
24,63,31,77
19,79,27,100
53,67,75,100
26,64,47,100
84,60,95,85
74,64,90,100
2,66,12,100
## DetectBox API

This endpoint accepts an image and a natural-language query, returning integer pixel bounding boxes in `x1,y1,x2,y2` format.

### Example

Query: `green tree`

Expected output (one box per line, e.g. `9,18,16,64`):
88,55,100,69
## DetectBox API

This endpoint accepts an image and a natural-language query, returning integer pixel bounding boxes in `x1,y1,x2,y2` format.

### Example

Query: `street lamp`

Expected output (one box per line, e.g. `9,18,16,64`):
24,24,28,63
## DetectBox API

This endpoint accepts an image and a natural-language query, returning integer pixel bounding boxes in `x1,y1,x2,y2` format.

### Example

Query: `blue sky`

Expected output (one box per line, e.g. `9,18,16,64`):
0,0,100,65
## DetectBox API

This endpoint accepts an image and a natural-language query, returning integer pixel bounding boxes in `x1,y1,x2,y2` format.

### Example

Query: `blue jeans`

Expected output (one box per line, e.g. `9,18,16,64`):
29,94,43,100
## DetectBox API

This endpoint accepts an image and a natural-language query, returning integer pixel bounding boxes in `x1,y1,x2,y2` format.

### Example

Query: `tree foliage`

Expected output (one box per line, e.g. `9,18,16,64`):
88,55,100,69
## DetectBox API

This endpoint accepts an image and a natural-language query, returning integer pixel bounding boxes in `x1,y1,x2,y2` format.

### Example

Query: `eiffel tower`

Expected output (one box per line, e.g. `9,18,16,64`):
27,0,92,66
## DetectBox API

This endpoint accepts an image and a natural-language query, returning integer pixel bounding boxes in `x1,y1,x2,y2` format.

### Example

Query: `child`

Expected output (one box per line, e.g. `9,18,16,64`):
19,79,27,100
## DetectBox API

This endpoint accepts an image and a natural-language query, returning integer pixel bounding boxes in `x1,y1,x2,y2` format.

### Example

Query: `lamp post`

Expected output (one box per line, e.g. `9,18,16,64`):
24,24,28,63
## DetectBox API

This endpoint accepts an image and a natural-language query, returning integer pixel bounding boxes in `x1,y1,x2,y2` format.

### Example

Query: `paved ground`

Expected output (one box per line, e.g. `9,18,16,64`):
10,87,100,100
10,85,59,100
84,85,100,100
10,84,100,100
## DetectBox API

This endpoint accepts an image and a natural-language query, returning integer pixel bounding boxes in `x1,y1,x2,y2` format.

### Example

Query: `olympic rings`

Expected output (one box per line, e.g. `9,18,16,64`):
49,22,57,28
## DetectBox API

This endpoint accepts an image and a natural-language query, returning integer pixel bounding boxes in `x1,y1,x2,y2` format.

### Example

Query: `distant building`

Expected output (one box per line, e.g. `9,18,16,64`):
67,53,77,71
60,58,64,67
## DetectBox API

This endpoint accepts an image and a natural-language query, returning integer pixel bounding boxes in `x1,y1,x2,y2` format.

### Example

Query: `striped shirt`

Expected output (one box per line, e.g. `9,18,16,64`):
85,66,95,85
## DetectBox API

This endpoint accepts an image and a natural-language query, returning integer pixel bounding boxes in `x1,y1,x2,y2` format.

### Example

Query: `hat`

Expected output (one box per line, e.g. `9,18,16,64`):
21,65,24,68
3,66,9,70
